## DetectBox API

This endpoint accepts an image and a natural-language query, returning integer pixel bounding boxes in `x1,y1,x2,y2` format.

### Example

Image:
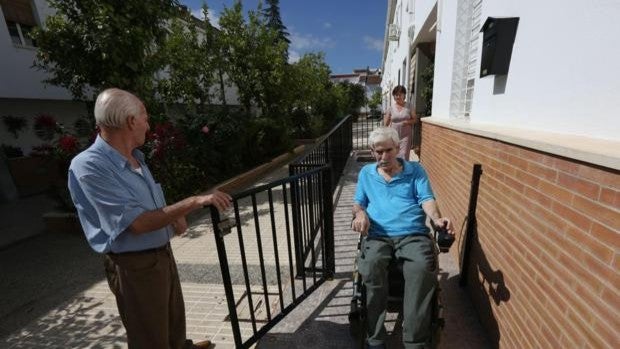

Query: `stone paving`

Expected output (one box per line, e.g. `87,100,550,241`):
0,154,490,348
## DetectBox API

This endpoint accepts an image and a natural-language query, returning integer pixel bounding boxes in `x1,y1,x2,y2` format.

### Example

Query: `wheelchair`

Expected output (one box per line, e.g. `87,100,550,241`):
348,224,454,348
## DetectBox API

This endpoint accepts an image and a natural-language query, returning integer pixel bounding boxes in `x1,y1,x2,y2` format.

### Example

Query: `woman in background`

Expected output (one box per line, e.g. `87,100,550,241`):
383,85,418,161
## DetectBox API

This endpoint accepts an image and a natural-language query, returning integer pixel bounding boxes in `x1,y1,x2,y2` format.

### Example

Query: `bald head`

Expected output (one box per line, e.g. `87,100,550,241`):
94,88,143,128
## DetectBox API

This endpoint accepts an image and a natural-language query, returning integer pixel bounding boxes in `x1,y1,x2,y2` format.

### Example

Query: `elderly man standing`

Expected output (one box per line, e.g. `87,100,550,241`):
351,127,454,349
68,88,230,348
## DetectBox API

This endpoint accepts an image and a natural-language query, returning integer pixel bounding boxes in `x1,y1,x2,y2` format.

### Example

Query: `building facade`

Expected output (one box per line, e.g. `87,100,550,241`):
0,0,88,154
330,68,382,116
382,0,619,348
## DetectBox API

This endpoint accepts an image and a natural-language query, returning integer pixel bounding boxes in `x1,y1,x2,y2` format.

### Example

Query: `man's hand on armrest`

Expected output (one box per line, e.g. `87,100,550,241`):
421,199,455,235
352,204,370,236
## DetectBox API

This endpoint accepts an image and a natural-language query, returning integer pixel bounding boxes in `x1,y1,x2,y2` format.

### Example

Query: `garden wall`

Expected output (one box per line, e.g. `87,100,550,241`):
421,122,619,348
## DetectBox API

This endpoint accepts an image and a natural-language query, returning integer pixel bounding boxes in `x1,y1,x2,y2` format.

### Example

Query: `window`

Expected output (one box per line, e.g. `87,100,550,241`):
1,0,38,47
449,0,482,118
402,58,407,86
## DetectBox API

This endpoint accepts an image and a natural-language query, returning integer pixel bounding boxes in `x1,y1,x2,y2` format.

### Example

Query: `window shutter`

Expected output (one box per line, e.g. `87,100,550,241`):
1,0,37,26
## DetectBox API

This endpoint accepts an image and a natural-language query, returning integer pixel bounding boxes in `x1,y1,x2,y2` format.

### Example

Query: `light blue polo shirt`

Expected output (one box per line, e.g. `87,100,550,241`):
68,135,172,253
354,159,435,237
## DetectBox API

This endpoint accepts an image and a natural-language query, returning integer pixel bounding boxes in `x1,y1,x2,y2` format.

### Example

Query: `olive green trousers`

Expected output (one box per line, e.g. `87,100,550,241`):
358,234,438,349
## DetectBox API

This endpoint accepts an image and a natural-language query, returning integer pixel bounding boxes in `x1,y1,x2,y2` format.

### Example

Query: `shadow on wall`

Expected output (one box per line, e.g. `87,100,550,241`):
465,218,511,349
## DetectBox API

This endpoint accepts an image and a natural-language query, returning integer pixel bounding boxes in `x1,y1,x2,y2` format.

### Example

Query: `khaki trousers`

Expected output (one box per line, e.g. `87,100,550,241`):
104,244,192,349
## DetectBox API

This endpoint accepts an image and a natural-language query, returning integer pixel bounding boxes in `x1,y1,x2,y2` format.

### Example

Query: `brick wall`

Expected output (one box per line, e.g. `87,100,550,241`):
420,123,619,348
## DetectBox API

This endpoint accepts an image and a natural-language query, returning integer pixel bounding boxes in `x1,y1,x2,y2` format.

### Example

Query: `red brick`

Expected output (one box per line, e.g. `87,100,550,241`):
527,201,567,233
516,168,541,188
599,187,620,208
564,226,614,264
528,161,558,182
523,187,551,209
591,318,620,349
573,283,620,332
566,311,606,349
590,222,620,251
557,172,601,200
505,153,529,170
551,201,592,231
551,157,581,175
578,165,620,189
572,195,620,231
519,147,546,163
537,179,574,204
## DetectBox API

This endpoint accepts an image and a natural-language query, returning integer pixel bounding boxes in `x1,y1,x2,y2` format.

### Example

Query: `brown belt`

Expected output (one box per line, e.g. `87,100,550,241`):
107,243,169,256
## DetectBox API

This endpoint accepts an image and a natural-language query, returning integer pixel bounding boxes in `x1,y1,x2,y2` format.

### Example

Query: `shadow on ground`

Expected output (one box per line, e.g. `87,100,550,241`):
0,231,106,340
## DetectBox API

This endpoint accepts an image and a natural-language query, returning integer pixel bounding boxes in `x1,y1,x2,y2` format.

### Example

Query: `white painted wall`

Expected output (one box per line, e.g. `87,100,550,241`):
431,0,457,118
382,0,444,112
0,98,87,154
432,0,620,141
0,0,73,100
381,0,416,109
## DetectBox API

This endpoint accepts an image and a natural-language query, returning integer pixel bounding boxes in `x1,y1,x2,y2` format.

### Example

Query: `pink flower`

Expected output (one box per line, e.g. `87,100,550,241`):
201,125,210,134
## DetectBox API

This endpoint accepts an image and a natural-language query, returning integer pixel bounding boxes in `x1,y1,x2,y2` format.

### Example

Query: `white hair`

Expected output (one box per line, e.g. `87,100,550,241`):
368,126,400,148
94,88,142,128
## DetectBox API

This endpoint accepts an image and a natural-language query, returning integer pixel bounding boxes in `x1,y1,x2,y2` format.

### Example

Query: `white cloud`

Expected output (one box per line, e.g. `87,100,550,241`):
289,50,301,63
290,31,335,51
323,22,332,29
363,36,383,52
190,8,220,29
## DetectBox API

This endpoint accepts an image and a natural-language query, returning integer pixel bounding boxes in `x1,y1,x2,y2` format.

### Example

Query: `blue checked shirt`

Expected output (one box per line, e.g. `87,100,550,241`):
68,136,172,253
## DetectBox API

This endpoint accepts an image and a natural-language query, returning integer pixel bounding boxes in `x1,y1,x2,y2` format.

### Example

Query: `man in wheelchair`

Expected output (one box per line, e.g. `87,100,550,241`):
351,127,455,349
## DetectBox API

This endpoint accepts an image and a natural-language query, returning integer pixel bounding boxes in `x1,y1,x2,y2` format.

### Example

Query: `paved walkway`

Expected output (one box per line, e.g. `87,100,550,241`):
0,156,490,348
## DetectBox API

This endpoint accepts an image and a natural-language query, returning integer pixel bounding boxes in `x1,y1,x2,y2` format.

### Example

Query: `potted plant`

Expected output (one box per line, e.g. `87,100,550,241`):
1,115,28,139
29,114,95,234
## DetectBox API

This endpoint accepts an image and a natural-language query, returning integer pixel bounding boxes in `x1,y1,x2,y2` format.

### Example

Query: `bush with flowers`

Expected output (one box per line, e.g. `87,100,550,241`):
143,108,292,203
30,114,96,210
21,108,293,208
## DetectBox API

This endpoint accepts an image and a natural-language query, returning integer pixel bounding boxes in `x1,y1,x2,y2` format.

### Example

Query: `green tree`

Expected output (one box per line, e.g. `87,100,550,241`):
157,5,226,113
420,61,434,116
368,89,382,118
218,2,287,114
32,0,181,106
261,0,290,61
334,81,366,118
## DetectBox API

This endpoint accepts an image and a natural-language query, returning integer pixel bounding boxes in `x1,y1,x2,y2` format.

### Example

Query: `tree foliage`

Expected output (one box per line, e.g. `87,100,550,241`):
218,2,288,115
32,0,181,105
261,0,290,61
157,5,226,113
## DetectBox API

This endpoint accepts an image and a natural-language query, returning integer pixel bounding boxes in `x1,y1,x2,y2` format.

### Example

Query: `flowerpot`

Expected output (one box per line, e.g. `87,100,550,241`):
43,211,82,235
7,156,60,197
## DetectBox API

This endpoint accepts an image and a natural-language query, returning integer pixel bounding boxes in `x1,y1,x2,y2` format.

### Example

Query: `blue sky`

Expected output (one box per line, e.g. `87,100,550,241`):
180,1,387,74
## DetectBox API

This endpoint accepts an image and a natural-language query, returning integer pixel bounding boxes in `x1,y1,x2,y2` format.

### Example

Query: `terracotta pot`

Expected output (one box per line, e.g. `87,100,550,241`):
7,156,60,197
43,211,82,234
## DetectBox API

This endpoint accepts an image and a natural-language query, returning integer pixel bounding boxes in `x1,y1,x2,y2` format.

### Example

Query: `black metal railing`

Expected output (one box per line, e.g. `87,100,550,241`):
289,115,353,193
352,114,382,150
209,165,334,349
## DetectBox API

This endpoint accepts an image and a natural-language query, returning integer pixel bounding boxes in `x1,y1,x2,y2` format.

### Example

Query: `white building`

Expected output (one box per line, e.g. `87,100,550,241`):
330,68,382,115
0,0,87,153
381,1,619,348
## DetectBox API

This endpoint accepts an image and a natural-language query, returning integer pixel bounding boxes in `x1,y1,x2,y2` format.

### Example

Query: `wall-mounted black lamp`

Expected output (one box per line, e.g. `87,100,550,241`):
480,17,519,78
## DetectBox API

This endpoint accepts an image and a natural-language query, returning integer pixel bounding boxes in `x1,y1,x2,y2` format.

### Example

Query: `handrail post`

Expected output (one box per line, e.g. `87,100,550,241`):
288,168,305,278
322,166,335,279
210,206,243,347
459,164,483,287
